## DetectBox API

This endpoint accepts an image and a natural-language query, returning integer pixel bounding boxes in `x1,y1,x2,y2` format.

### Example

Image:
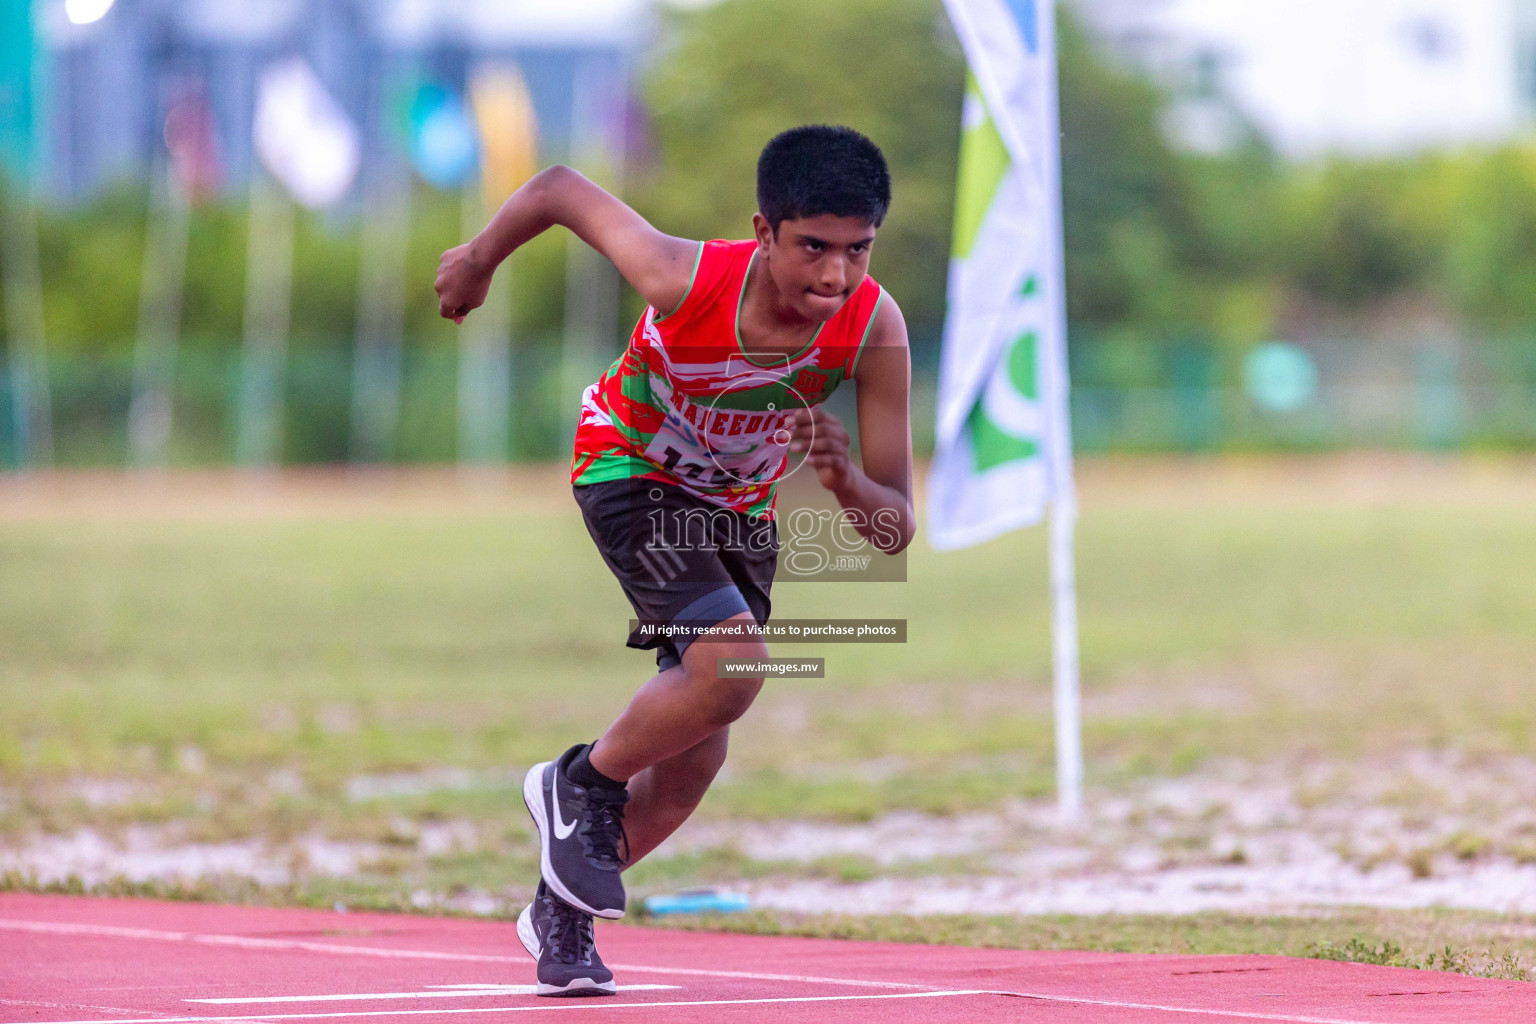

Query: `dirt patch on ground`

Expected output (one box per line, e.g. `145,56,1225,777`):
693,750,1536,915
8,750,1536,918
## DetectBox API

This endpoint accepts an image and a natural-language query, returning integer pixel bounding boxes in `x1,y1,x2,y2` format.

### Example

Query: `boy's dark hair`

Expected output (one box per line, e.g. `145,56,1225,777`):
756,125,891,233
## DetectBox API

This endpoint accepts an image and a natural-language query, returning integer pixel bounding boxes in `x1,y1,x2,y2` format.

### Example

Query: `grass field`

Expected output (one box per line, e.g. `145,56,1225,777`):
3,456,1536,973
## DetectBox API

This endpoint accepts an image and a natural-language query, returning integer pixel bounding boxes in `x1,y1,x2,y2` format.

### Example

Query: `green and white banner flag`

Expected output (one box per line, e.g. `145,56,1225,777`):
930,0,1073,550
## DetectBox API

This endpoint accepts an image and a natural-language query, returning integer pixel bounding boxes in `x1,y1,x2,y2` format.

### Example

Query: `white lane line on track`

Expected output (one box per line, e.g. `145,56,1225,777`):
609,965,934,989
0,919,1430,1024
6,989,993,1024
993,990,1406,1024
189,987,678,1004
0,919,933,990
0,1000,172,1017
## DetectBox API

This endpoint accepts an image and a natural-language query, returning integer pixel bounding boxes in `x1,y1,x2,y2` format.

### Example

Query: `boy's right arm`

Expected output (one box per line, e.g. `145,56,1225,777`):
435,165,699,324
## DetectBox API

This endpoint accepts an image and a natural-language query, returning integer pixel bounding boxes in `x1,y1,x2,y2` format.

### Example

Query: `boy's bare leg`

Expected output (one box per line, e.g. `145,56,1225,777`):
620,727,729,867
588,612,766,782
576,612,763,865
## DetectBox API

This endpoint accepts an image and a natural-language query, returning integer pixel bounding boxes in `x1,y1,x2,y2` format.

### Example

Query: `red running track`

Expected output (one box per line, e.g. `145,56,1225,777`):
0,893,1529,1023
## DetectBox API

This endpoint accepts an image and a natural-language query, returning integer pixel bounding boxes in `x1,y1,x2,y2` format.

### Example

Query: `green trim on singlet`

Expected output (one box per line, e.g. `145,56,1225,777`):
652,241,706,324
734,250,824,368
573,449,656,486
744,488,776,519
613,349,652,442
847,285,886,379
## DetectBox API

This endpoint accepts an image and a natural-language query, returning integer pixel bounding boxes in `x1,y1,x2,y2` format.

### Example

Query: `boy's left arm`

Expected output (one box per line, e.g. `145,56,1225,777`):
788,296,915,554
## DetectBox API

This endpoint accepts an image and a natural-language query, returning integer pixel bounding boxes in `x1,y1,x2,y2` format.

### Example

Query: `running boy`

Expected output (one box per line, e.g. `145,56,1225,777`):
434,125,914,996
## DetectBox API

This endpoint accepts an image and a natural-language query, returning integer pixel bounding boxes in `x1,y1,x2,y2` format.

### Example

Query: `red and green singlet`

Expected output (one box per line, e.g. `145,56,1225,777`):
570,238,885,518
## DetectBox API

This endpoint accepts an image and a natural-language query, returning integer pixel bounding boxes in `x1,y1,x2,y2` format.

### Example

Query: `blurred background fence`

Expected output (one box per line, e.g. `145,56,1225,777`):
9,330,1536,469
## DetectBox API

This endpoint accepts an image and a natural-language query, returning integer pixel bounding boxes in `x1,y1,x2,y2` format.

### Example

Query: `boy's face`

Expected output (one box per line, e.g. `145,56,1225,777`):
753,213,878,323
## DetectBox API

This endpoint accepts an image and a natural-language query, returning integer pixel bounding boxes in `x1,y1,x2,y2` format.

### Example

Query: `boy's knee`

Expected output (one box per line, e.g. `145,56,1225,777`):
684,639,768,725
712,675,763,725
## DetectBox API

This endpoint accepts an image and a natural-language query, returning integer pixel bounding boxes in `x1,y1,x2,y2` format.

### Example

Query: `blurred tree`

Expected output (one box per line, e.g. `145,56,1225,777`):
33,186,146,352
1439,145,1536,329
632,0,1304,378
635,0,965,344
1057,12,1289,373
1056,11,1190,334
1282,158,1430,308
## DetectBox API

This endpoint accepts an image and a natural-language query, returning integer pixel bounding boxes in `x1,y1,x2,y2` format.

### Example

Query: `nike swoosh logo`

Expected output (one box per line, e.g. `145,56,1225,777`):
552,772,578,841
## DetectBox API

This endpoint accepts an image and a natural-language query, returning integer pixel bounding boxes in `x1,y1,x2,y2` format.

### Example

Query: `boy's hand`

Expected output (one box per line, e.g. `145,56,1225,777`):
434,242,496,325
788,406,852,492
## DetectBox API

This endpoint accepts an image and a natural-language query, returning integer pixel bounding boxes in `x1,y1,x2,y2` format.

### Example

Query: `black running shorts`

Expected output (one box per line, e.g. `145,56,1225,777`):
573,478,778,671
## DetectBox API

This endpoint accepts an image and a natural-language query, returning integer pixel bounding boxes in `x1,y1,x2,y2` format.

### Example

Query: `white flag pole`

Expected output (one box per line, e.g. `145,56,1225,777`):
1040,0,1083,824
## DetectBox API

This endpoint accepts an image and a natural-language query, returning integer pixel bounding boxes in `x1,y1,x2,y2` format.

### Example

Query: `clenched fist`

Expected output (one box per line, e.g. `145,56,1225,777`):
787,405,852,492
434,243,496,324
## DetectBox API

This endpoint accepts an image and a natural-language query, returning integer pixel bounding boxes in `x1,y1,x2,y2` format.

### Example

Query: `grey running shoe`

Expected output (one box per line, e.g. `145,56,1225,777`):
522,744,628,918
516,881,617,997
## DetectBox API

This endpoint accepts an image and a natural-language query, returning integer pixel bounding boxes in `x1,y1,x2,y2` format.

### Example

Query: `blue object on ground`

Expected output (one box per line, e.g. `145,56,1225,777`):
644,889,752,916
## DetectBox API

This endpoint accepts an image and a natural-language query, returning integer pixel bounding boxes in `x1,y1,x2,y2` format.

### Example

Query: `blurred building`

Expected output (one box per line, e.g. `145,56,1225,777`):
34,0,651,201
1078,0,1536,157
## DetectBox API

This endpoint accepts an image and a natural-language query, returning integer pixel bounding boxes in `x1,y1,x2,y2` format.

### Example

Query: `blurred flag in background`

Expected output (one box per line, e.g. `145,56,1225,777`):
929,0,1069,551
410,81,479,191
0,0,37,184
254,58,361,209
471,65,540,208
164,82,223,200
933,0,1082,820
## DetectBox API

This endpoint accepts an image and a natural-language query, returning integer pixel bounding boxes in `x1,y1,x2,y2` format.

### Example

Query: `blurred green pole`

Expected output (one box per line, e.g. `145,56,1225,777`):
457,176,511,470
1413,348,1461,452
235,173,295,472
1170,340,1217,452
0,191,50,471
0,0,51,471
560,54,623,457
129,146,191,471
350,68,410,466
